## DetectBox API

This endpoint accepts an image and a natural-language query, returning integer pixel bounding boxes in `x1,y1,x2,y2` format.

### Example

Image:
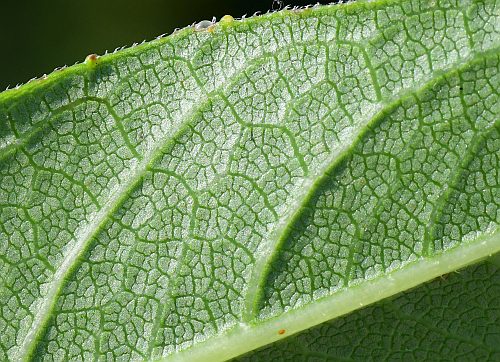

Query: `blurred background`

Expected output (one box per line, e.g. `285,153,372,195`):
0,0,336,90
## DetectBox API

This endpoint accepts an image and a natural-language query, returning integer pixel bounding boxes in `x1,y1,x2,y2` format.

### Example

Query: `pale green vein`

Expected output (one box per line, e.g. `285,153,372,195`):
143,168,201,359
423,125,498,256
14,94,215,362
0,96,140,162
1,97,92,161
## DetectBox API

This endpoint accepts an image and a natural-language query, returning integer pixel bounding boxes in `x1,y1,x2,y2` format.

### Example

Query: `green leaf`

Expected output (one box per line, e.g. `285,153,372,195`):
0,0,499,361
235,257,500,361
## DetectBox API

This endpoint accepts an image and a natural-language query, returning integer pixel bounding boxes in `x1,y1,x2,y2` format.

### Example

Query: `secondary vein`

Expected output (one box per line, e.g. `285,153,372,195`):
241,49,500,322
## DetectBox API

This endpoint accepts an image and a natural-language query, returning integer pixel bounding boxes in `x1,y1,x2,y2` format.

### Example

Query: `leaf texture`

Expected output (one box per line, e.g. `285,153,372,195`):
236,258,500,361
0,0,499,361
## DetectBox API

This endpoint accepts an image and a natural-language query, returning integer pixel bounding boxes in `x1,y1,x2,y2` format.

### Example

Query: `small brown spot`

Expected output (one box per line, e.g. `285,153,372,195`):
278,329,286,335
85,54,98,64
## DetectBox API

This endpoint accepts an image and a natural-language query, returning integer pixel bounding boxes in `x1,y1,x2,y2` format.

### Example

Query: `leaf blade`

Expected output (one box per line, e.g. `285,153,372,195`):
0,0,498,361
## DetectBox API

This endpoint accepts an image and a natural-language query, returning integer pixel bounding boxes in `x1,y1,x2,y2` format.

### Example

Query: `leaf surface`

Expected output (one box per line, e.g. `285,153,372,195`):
0,0,499,361
236,257,500,361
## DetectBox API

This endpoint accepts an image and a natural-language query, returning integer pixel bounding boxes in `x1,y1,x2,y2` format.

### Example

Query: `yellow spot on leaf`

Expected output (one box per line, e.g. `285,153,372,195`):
220,15,234,25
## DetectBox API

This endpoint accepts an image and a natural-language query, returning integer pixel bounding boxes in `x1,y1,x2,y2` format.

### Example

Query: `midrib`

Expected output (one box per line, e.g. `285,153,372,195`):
167,229,500,362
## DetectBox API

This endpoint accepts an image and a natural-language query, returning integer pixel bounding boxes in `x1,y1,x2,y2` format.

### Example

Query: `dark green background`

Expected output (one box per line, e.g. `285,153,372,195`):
1,0,334,91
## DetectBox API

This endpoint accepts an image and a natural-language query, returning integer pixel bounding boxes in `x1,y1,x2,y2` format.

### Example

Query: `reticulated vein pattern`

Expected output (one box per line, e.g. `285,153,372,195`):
0,0,499,361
